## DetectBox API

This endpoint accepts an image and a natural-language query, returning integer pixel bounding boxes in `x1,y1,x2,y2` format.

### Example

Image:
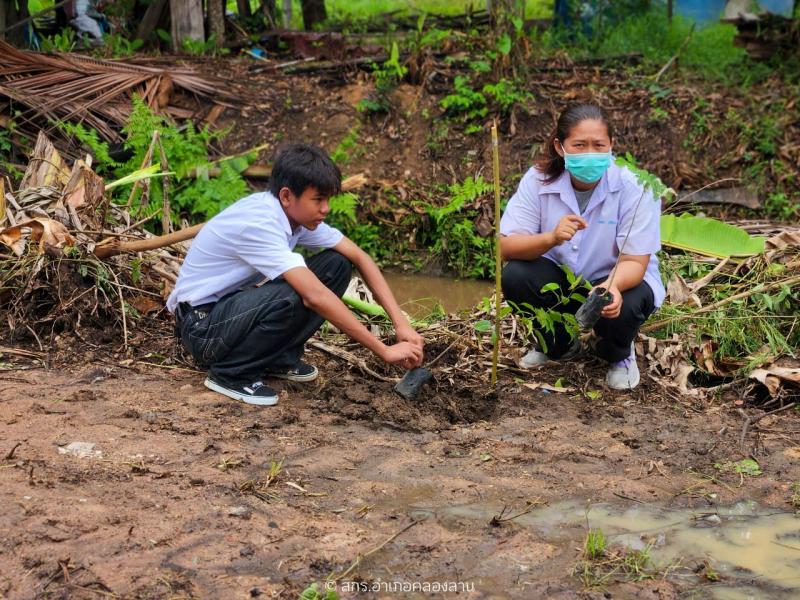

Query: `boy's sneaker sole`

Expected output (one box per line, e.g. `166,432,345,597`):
204,377,278,406
266,364,319,383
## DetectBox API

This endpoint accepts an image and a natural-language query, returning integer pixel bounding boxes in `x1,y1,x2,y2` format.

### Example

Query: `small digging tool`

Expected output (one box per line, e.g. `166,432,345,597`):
393,367,433,400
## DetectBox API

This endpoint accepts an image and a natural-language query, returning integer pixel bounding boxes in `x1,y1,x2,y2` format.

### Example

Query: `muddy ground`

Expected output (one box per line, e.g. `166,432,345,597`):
2,51,799,599
1,343,799,599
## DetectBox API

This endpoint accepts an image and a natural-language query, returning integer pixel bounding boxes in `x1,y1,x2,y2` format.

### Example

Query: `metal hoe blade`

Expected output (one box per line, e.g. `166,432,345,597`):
394,367,433,400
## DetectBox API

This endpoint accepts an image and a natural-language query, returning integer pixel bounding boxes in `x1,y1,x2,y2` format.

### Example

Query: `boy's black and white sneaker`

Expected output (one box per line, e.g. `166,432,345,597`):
265,362,318,382
204,377,278,406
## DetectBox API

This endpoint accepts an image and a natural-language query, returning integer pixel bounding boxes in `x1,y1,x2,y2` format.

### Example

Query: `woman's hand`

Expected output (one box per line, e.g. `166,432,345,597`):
597,284,622,319
550,215,588,245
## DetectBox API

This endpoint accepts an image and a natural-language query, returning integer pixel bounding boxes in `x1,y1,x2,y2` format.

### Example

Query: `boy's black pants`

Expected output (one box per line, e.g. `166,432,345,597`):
501,257,655,362
176,250,352,386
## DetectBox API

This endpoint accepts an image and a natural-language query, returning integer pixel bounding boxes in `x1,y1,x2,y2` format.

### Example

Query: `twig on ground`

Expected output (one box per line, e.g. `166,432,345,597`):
739,402,797,453
4,442,22,460
490,498,544,525
309,340,397,383
328,519,421,583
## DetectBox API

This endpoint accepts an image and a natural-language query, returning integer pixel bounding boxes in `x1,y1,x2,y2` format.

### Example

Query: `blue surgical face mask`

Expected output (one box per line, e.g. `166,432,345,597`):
561,148,612,184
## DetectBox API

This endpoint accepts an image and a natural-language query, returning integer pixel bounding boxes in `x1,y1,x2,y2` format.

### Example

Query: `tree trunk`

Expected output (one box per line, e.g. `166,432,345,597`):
282,0,291,29
5,0,30,46
236,0,251,18
170,0,204,52
260,0,278,27
0,1,7,41
208,0,224,46
136,0,168,42
300,0,326,30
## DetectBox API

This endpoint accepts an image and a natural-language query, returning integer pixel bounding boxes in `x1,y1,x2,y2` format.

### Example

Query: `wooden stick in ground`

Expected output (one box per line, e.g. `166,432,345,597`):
490,121,502,386
92,173,368,259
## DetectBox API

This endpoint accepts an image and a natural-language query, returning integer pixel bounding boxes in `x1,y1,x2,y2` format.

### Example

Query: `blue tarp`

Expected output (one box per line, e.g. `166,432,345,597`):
675,0,795,22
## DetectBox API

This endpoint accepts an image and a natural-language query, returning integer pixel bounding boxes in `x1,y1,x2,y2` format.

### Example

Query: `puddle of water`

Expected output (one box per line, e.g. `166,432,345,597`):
426,500,800,597
383,272,491,318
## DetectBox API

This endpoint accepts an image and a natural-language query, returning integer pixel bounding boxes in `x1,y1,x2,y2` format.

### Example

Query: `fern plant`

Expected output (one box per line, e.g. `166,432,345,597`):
62,97,254,229
358,42,407,113
419,176,495,277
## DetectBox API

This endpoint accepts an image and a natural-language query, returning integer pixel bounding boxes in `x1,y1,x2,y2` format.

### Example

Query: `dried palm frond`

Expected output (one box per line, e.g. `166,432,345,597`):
0,41,237,145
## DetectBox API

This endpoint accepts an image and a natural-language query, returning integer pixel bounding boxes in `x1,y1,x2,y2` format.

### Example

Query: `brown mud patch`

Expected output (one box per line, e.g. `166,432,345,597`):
1,344,798,598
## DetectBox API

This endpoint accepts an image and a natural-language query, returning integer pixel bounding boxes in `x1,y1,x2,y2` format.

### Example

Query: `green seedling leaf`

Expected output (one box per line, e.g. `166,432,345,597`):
733,459,762,476
540,282,560,293
714,458,762,477
480,453,492,462
498,306,513,319
585,390,601,400
474,319,492,333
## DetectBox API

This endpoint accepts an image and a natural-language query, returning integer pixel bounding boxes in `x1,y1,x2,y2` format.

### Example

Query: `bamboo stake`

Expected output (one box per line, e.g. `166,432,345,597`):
490,121,502,385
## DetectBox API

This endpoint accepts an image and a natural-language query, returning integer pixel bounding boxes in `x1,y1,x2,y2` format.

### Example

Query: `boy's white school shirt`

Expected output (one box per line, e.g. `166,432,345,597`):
499,163,666,307
166,191,343,312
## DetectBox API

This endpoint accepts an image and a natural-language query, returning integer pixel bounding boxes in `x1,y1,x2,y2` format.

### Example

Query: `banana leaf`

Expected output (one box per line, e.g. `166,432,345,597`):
105,164,175,190
660,214,766,258
342,295,389,318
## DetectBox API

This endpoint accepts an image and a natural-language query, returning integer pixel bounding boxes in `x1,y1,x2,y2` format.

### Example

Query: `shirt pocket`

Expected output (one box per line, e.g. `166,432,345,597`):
596,194,620,228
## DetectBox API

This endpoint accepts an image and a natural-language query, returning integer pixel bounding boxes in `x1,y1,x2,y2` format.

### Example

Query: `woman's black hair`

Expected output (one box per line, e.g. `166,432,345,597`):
535,104,614,185
269,144,342,198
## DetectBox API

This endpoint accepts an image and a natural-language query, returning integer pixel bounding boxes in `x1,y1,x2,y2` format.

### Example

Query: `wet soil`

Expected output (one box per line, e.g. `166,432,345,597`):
1,346,799,599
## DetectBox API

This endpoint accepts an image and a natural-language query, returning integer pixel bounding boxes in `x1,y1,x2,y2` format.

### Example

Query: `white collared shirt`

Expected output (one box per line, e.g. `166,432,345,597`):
500,163,665,307
166,191,343,312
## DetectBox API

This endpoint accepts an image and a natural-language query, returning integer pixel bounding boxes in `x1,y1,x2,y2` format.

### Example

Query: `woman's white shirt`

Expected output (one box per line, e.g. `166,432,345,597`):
499,163,665,307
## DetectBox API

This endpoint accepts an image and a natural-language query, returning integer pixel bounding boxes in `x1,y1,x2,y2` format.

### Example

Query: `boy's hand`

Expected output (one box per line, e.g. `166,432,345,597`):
396,323,424,350
381,342,423,368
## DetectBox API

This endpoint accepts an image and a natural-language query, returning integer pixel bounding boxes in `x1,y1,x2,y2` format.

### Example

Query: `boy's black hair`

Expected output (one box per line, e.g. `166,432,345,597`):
269,144,342,198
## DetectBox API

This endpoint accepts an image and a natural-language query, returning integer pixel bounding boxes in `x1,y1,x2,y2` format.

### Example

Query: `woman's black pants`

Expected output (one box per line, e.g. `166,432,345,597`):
501,257,655,362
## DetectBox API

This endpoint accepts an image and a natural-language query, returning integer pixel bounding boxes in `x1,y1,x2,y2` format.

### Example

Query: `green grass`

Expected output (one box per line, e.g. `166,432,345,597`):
539,8,749,83
230,0,552,28
324,0,552,20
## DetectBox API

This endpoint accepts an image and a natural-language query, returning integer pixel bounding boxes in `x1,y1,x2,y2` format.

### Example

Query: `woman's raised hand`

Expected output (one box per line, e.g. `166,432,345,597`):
550,214,588,245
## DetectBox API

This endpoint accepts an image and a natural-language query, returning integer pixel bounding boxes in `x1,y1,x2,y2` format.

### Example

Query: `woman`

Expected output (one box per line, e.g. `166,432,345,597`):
499,104,664,390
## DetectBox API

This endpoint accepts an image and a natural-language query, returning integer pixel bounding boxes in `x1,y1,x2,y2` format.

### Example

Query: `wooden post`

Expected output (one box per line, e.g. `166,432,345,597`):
170,0,205,52
667,0,673,22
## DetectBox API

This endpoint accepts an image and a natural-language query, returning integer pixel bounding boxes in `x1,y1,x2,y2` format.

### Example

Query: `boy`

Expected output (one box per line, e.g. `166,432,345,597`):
167,144,424,405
